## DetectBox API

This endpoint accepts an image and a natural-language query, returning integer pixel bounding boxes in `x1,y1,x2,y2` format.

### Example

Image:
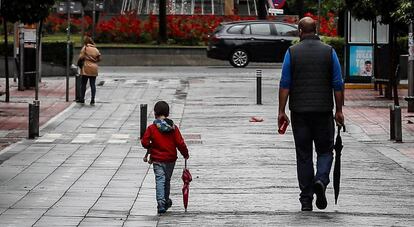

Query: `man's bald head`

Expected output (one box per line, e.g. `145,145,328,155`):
298,17,316,35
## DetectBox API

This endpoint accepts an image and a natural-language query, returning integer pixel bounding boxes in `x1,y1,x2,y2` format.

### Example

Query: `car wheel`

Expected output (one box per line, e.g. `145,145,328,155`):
229,49,249,68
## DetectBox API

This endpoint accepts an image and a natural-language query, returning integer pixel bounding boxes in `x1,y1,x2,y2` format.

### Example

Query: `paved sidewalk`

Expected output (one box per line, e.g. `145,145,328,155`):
0,67,413,226
0,79,75,152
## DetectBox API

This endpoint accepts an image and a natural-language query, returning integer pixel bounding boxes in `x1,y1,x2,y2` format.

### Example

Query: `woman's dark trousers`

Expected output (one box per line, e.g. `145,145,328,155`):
80,75,96,102
291,111,334,205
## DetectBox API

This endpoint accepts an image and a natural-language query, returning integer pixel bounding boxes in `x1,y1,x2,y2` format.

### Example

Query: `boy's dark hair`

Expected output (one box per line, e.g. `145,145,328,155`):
154,101,169,117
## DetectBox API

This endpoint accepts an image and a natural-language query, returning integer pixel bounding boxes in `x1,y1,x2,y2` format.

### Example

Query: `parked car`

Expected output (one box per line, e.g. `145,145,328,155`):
206,20,299,67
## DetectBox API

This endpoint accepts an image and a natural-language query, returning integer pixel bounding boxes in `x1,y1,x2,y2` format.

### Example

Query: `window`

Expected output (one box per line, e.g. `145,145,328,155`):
275,24,298,36
242,25,251,34
250,24,271,35
227,25,246,34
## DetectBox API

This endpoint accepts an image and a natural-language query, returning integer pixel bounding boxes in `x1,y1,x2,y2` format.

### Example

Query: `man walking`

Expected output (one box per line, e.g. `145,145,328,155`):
278,17,344,211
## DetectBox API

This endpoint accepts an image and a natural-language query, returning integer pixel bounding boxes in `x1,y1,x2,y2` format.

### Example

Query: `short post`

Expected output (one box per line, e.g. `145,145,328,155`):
394,105,402,142
389,104,395,140
256,70,262,105
140,104,148,138
28,100,40,139
75,74,82,101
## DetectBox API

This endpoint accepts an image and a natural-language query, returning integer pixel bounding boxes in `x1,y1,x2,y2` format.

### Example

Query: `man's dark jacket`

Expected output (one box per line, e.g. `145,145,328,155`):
289,35,334,112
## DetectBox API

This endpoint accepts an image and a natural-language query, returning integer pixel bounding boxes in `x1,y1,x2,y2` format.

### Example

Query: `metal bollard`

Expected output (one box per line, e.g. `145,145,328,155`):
28,100,40,139
394,105,403,142
389,104,395,140
75,74,82,101
256,70,262,105
140,104,148,138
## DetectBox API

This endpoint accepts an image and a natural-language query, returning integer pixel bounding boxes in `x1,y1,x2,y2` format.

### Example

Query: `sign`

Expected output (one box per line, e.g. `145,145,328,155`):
24,28,37,43
272,0,286,9
268,8,284,15
57,1,82,14
85,1,104,11
349,45,373,77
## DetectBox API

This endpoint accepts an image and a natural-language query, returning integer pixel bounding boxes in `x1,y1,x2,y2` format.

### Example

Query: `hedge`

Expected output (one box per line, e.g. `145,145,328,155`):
292,36,410,66
0,41,73,67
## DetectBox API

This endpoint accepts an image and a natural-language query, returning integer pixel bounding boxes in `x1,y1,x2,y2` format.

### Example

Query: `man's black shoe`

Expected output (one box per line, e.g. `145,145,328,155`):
166,199,172,210
314,180,327,210
301,203,313,211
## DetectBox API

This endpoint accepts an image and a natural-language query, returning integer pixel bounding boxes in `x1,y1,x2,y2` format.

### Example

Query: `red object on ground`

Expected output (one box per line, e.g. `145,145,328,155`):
182,160,192,212
278,119,289,134
249,116,264,122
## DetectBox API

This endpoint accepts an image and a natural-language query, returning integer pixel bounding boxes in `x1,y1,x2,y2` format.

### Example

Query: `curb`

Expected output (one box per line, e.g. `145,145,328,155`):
345,83,408,89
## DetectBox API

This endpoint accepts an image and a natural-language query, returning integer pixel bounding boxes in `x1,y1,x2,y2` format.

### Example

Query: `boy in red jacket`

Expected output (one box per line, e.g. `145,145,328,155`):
141,101,189,214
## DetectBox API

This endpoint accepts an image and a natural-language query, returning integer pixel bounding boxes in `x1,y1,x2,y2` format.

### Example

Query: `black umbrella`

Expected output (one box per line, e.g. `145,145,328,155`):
333,125,345,204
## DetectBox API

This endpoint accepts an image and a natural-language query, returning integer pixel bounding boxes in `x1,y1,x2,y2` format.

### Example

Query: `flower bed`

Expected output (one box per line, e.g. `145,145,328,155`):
304,12,337,37
43,13,300,45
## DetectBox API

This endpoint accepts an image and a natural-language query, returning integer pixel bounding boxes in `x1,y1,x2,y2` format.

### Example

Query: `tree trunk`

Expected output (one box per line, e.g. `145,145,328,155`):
3,20,10,102
373,18,379,91
257,0,267,20
297,0,304,18
158,0,167,44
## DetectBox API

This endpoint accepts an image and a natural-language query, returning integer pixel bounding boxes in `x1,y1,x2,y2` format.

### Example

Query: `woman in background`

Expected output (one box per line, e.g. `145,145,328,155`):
78,36,101,105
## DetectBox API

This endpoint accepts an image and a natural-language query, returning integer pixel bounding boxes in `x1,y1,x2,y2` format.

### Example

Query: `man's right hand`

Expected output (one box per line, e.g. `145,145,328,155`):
278,112,290,129
335,111,344,127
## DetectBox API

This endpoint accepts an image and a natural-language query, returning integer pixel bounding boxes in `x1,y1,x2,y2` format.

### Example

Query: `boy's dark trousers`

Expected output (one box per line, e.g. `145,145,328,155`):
291,111,334,205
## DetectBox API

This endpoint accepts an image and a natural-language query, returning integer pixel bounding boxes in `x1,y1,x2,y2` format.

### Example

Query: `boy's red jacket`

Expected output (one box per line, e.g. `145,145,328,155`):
141,123,189,163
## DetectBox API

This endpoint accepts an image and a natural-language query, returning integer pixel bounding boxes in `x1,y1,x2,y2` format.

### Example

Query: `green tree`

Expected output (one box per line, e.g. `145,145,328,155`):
0,0,56,101
392,0,414,23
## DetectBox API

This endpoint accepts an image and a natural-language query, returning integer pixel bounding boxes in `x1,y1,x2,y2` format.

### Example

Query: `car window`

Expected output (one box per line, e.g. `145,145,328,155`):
275,24,298,36
250,24,271,36
242,25,251,34
227,25,246,34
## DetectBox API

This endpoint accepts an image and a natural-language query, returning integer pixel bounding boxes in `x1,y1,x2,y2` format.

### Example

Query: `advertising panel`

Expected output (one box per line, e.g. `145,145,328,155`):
349,45,373,78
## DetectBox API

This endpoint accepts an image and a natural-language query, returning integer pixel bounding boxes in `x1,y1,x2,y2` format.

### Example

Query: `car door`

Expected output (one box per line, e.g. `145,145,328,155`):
243,23,274,62
274,23,299,61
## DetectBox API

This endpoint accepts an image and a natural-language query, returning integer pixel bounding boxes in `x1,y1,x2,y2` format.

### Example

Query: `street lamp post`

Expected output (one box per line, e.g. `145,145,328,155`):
317,0,321,35
66,0,71,102
407,21,414,112
19,23,24,91
92,0,96,40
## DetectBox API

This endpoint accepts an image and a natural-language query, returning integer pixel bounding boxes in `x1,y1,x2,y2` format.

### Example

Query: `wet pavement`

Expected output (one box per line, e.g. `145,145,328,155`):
0,66,413,226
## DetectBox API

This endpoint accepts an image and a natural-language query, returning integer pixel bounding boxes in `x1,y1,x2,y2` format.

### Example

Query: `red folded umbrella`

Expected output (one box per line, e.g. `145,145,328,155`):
182,160,192,212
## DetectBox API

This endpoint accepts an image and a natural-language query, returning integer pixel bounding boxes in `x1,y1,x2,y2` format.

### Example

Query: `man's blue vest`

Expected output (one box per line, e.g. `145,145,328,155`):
289,35,334,112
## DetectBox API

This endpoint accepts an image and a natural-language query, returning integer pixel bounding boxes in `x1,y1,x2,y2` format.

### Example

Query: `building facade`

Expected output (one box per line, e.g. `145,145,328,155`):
116,0,278,16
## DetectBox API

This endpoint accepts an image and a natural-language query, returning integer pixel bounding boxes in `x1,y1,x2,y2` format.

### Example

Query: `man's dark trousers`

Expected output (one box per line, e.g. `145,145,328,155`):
291,111,334,204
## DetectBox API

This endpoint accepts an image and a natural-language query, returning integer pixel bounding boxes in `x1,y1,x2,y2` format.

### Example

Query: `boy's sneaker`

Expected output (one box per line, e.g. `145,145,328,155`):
157,200,166,214
158,206,166,214
166,199,172,210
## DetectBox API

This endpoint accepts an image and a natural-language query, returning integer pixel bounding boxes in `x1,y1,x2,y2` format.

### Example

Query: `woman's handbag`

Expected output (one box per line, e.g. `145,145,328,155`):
77,58,84,68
